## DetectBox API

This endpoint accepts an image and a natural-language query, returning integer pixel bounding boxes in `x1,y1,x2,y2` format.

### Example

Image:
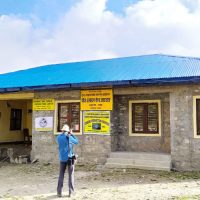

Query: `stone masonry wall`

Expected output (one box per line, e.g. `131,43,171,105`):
31,84,200,171
170,85,200,171
32,89,111,164
114,84,200,171
111,93,170,153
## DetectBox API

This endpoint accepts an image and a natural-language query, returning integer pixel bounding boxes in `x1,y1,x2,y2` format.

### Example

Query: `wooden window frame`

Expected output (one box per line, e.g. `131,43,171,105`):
193,96,200,138
129,100,161,136
54,100,82,135
10,108,22,131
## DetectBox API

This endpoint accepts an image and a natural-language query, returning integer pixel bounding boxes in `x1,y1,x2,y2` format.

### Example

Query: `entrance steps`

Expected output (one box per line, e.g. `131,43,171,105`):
105,152,171,171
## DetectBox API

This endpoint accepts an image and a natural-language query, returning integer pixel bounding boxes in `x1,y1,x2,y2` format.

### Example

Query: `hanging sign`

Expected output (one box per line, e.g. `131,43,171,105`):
33,99,55,110
81,89,113,110
84,111,110,134
35,117,53,131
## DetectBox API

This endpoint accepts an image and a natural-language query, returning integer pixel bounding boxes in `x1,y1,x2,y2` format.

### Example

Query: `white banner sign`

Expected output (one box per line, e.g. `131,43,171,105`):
35,117,53,131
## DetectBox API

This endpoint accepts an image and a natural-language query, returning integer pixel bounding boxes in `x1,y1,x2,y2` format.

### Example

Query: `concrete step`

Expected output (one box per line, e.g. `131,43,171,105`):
107,158,171,166
109,152,171,161
105,163,171,171
105,152,171,171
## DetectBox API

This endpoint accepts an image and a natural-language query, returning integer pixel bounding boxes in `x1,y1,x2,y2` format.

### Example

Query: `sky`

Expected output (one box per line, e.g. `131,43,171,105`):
0,0,200,74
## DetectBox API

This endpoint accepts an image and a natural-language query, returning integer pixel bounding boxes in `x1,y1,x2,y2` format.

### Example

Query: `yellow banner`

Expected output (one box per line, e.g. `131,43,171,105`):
81,89,113,110
32,99,55,110
84,111,110,134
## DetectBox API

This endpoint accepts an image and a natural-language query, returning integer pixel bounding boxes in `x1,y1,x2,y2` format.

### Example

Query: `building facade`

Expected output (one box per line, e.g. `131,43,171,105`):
1,55,200,171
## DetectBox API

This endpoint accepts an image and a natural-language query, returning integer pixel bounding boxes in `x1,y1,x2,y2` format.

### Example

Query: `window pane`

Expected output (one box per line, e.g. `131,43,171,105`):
133,104,144,132
58,104,70,131
60,104,69,118
15,119,22,130
71,103,80,132
15,109,22,118
147,104,158,132
10,109,22,131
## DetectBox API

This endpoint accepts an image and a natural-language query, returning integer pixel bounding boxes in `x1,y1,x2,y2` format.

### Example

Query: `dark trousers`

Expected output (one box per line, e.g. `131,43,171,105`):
57,161,75,195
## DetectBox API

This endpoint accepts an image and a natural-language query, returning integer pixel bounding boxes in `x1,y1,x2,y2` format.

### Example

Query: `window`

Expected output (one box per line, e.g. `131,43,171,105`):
129,100,161,136
196,99,200,136
57,102,80,133
193,96,200,138
10,108,22,131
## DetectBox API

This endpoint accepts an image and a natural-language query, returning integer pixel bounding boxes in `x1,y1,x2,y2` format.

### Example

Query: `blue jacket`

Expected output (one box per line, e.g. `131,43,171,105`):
57,133,78,162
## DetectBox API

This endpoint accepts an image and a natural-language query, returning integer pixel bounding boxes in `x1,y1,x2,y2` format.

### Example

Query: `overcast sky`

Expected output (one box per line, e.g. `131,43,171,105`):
0,0,200,74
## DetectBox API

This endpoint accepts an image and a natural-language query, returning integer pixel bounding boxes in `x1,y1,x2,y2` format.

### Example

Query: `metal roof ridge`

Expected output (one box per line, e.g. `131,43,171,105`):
157,53,200,60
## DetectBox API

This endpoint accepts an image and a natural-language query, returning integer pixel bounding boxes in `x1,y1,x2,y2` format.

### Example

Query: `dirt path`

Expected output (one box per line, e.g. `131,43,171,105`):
1,163,200,200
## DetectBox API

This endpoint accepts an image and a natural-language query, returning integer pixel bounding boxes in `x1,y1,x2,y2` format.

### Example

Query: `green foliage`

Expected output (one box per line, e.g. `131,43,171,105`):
172,194,200,200
158,171,200,181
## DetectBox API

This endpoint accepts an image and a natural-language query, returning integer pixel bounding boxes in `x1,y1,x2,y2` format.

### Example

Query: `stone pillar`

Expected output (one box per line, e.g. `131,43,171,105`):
170,87,193,171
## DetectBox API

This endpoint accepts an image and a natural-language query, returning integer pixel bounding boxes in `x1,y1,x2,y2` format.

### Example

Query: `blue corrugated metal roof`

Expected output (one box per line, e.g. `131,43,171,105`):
1,54,200,92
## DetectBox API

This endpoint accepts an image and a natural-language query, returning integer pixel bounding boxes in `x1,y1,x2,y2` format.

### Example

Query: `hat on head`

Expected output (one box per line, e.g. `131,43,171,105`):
61,124,70,132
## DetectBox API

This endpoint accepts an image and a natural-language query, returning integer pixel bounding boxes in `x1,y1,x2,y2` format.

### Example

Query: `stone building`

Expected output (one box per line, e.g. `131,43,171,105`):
1,54,200,171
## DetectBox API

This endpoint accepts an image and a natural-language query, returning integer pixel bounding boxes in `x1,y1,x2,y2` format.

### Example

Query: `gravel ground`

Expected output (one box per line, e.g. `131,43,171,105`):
0,163,200,200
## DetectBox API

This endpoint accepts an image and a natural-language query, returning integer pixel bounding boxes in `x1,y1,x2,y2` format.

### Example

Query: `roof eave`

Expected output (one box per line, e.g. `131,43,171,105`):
1,76,200,93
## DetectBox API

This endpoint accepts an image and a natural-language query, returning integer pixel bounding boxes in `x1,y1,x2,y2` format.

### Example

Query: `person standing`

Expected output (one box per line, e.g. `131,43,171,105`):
57,124,78,197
